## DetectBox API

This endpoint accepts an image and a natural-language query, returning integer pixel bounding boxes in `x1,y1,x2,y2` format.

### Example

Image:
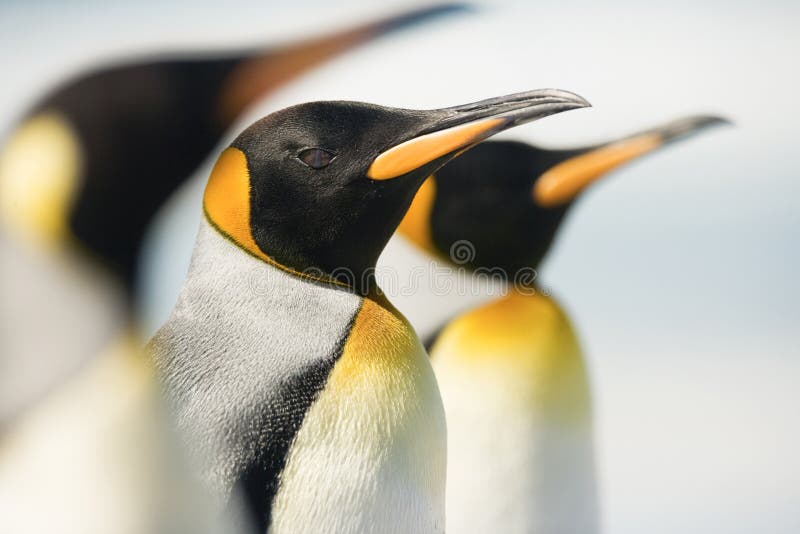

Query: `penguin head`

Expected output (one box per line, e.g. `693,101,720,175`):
202,90,590,293
216,3,470,123
399,114,730,275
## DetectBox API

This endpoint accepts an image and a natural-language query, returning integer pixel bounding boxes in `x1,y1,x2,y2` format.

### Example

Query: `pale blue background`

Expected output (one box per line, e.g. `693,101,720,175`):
1,1,797,532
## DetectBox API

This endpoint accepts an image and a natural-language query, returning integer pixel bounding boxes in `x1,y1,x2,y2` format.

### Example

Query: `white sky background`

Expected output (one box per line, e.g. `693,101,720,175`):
1,1,798,533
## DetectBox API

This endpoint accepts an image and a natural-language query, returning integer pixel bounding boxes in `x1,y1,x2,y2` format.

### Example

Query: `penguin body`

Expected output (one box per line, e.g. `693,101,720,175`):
429,291,596,534
0,111,124,423
0,336,218,534
0,230,123,425
148,91,589,532
0,132,224,534
0,168,219,534
150,218,445,533
398,115,729,533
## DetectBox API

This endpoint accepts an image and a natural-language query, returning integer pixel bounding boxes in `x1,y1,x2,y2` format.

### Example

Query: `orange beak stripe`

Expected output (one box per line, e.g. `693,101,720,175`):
533,134,662,208
367,118,505,180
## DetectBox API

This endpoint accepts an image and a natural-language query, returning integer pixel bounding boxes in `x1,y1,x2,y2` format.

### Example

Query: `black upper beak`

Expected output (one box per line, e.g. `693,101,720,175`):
633,114,732,144
430,89,591,133
368,89,591,180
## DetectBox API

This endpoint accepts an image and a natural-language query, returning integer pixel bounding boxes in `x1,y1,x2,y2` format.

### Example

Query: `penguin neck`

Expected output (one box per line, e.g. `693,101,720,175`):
445,261,546,294
247,211,406,298
246,234,382,297
510,276,544,295
193,216,354,297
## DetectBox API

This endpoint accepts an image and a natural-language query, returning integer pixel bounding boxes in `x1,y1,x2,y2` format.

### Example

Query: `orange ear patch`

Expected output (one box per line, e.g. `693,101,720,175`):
397,175,437,254
203,147,346,287
203,147,269,262
533,134,662,208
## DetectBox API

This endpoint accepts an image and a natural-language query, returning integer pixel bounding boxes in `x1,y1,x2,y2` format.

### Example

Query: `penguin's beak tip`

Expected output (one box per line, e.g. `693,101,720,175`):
381,2,475,31
655,113,734,142
718,115,734,127
700,114,734,127
564,91,592,109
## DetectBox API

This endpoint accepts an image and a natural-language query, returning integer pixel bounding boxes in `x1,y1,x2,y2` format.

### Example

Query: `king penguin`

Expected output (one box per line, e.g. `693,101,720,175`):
396,115,730,534
0,3,465,301
0,4,466,419
0,113,222,534
147,89,591,533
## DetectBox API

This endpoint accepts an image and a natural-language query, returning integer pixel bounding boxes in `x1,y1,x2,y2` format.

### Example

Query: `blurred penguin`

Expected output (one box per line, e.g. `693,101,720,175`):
0,6,469,532
0,130,222,533
397,115,729,534
3,3,467,303
0,1,467,423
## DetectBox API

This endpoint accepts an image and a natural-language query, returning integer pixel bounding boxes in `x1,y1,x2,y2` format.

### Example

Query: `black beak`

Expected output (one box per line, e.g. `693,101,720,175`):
367,89,591,180
638,114,732,144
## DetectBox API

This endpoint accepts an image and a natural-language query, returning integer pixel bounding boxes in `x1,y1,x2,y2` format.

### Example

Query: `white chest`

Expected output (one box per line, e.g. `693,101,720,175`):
431,292,599,534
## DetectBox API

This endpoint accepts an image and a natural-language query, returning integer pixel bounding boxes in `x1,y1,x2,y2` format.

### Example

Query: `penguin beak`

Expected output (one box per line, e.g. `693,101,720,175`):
367,89,591,180
220,3,471,122
533,114,732,208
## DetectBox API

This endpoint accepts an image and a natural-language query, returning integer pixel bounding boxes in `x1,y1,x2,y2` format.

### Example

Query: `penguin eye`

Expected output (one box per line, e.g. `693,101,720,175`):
297,147,336,169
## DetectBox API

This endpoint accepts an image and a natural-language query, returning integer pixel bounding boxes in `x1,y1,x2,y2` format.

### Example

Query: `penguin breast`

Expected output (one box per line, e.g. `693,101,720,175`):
269,297,447,534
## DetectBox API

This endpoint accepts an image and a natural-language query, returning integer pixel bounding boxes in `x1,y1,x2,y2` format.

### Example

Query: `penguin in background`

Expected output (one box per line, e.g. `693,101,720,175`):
147,89,590,533
396,115,730,534
0,326,223,534
0,5,465,529
0,3,466,302
0,40,247,528
0,114,223,534
0,3,467,421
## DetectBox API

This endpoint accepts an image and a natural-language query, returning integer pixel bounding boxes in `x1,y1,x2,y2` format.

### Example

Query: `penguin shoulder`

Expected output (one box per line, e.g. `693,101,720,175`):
431,291,590,414
432,291,579,358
